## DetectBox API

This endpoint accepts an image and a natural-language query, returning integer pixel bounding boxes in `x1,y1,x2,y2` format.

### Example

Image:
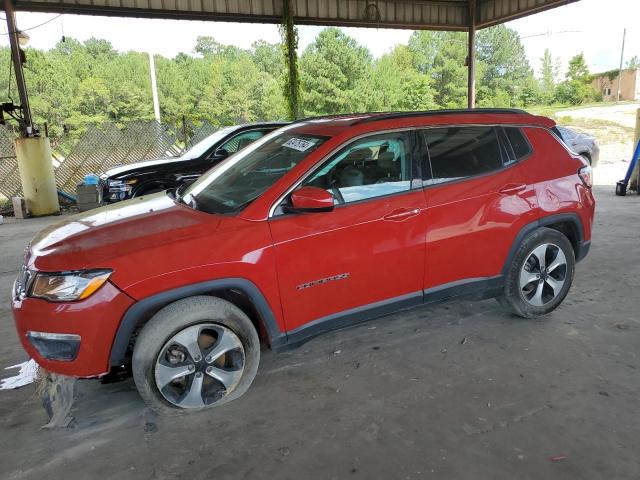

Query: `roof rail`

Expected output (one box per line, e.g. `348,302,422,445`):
290,112,385,125
353,108,530,125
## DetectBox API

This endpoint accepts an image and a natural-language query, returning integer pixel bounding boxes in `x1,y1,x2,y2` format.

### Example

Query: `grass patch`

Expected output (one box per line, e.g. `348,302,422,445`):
555,116,635,144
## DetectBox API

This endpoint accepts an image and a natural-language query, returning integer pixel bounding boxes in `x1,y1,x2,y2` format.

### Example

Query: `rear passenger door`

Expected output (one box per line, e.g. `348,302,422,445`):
420,126,539,293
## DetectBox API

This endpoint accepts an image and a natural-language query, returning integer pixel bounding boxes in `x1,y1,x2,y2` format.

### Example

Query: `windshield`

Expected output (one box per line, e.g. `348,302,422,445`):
180,126,237,160
181,130,328,214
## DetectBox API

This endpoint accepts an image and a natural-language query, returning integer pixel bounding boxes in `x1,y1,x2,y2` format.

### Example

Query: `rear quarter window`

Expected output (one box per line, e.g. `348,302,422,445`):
503,127,532,160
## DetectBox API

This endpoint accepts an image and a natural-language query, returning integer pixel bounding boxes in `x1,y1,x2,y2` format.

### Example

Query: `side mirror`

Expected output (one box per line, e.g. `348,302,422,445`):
288,186,334,213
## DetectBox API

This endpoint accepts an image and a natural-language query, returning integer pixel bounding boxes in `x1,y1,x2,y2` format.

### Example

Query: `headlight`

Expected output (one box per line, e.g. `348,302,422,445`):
107,179,137,200
29,270,112,302
108,179,137,187
107,179,137,192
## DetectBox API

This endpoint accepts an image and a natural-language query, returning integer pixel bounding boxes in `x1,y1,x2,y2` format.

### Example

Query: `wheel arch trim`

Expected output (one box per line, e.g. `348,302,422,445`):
109,278,285,366
502,213,588,276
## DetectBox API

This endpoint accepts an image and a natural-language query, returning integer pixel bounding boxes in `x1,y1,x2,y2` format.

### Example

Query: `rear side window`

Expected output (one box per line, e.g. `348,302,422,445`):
423,127,502,181
503,127,532,160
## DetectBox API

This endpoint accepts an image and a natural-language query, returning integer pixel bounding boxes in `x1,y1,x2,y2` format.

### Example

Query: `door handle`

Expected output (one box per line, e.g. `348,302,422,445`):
499,183,526,195
383,208,421,221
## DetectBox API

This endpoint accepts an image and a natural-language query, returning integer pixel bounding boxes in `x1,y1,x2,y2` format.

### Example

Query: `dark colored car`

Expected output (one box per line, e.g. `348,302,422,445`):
556,126,600,167
13,109,595,413
99,122,287,203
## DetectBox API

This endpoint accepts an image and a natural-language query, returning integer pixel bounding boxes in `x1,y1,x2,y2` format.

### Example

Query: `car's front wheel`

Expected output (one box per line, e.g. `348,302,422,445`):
499,227,575,318
132,296,260,414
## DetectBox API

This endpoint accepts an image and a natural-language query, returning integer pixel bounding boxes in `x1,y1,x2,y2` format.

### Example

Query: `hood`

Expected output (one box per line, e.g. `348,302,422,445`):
27,193,221,272
102,157,188,179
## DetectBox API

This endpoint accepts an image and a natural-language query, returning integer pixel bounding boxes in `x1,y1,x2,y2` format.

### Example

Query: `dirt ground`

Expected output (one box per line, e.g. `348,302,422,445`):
0,186,639,480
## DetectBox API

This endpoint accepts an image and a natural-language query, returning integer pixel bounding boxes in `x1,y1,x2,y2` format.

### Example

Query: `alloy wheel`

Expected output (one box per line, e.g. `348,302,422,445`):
519,243,567,307
154,323,245,409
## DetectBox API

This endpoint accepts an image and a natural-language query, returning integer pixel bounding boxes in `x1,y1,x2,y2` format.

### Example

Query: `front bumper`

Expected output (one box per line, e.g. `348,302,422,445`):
12,281,134,377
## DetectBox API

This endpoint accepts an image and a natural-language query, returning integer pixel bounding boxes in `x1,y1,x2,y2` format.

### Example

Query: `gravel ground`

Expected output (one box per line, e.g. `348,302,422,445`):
0,186,639,480
558,103,640,129
556,102,639,186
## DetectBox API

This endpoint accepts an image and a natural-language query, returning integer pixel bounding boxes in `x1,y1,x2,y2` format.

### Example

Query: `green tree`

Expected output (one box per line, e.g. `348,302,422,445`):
194,36,223,56
626,55,640,69
539,48,559,105
368,45,434,111
408,31,468,108
251,40,283,77
475,25,537,107
84,38,117,60
300,28,373,115
556,53,597,105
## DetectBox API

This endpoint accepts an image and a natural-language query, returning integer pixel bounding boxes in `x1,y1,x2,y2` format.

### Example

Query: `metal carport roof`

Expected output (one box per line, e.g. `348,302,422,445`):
10,0,578,31
1,0,581,134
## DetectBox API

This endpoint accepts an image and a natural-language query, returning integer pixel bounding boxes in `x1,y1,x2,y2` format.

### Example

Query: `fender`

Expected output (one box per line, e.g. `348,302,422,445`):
501,213,590,276
109,278,286,366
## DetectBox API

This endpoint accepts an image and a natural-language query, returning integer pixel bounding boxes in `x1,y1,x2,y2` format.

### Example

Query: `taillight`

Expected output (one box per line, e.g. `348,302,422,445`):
578,165,593,188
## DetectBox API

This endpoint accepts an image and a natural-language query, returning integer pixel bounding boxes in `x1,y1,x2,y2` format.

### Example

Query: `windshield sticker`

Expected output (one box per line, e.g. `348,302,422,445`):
282,137,316,152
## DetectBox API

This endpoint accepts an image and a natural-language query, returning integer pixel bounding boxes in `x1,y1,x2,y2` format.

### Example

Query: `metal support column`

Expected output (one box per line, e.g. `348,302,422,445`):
616,28,626,103
467,0,476,109
3,0,33,135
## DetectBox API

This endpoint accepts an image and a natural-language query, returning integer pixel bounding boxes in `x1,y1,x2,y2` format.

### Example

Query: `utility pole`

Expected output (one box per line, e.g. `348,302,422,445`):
148,52,161,123
4,0,32,135
616,28,626,102
467,0,476,109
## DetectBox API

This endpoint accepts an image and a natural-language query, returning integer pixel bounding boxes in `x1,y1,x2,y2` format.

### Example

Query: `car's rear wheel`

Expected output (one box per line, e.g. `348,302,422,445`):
499,227,575,318
132,296,260,415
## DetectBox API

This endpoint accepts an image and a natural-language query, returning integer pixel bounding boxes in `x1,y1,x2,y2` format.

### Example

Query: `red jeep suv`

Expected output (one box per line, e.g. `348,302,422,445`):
12,110,595,413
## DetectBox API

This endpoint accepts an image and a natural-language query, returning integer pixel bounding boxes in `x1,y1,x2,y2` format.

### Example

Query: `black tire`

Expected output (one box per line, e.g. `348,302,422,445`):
498,227,575,318
132,296,260,415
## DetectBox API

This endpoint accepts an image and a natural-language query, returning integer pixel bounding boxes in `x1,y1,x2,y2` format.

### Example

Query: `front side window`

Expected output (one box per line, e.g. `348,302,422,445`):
423,127,502,182
301,132,413,204
182,131,327,214
218,130,268,155
180,127,237,160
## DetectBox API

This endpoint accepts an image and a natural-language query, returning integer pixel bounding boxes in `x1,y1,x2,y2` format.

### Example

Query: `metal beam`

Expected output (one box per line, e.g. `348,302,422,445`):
4,0,33,136
477,0,579,29
9,0,579,31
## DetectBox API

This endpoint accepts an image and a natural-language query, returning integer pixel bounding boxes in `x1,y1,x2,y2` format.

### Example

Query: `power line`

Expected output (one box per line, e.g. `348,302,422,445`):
0,14,62,36
520,30,581,39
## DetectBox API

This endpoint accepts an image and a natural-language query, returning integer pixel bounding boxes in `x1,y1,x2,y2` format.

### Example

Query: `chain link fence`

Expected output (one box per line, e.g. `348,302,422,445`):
0,119,217,213
0,125,21,208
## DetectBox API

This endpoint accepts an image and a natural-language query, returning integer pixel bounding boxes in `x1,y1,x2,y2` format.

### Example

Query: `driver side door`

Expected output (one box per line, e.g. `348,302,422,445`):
268,131,427,334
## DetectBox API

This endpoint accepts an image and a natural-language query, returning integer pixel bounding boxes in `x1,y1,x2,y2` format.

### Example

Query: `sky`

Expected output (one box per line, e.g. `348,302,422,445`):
0,0,638,77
